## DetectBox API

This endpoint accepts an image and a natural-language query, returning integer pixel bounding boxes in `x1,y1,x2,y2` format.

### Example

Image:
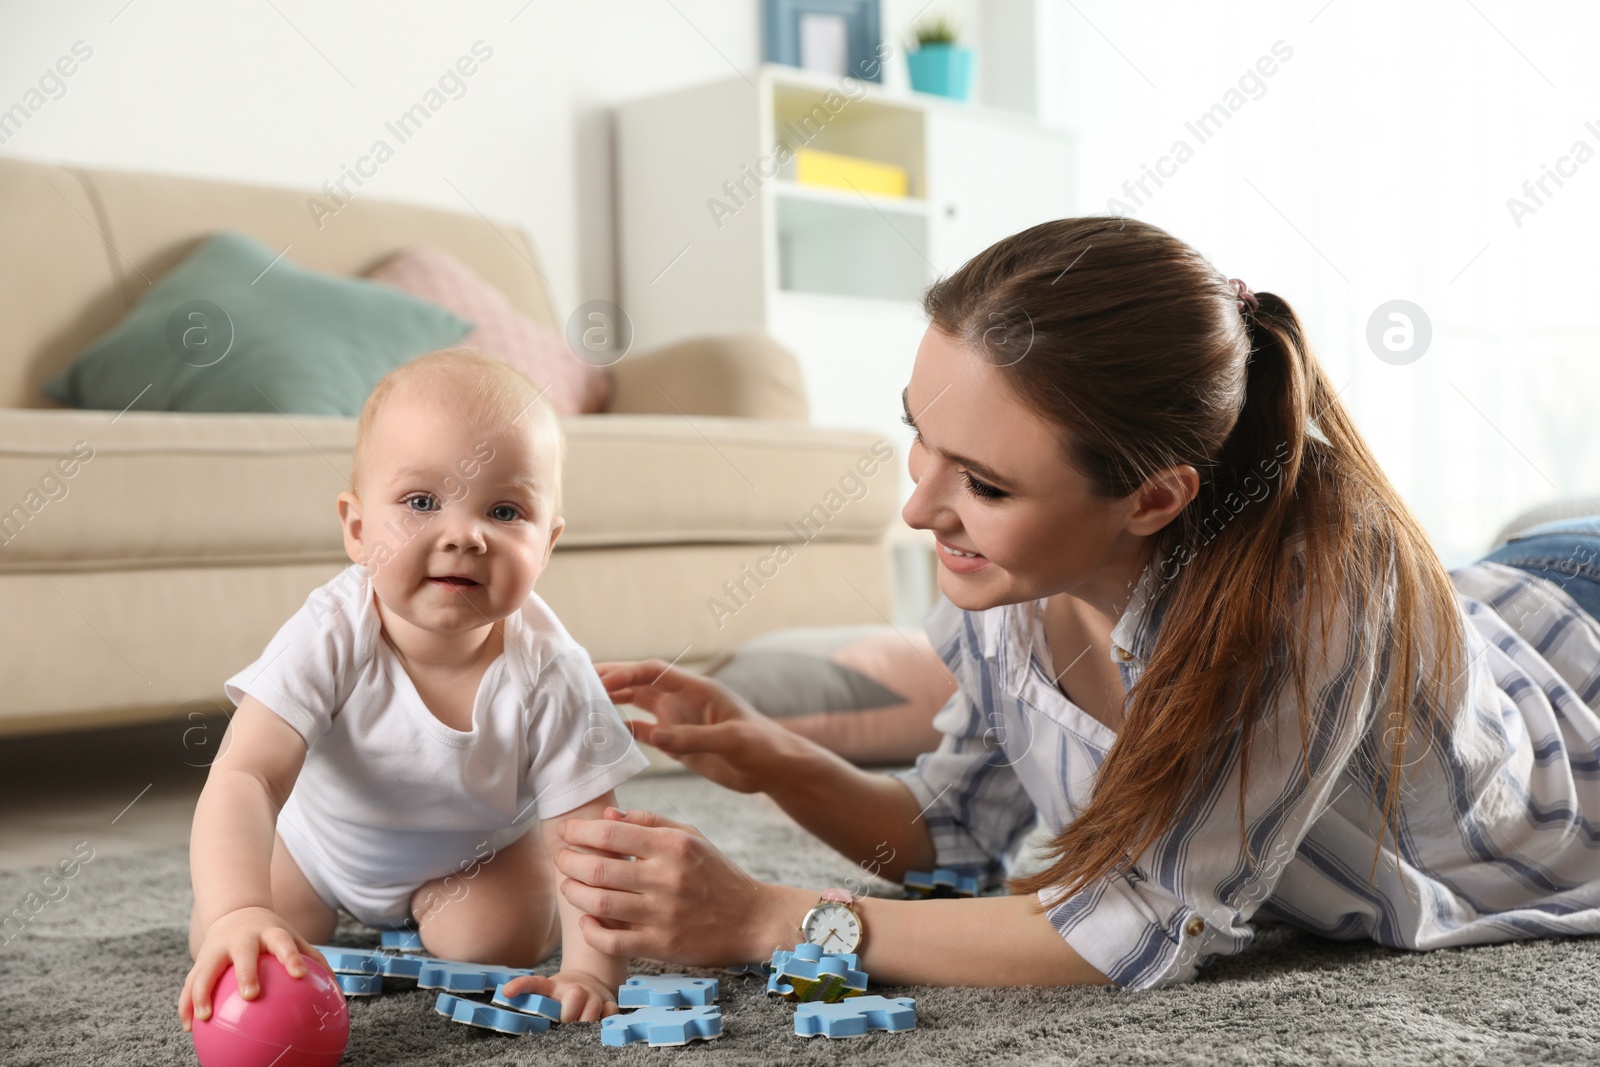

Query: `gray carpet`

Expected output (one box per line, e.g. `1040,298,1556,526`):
4,773,1599,1066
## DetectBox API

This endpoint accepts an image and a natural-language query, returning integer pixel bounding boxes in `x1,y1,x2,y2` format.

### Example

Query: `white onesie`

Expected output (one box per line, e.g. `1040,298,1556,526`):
223,563,650,928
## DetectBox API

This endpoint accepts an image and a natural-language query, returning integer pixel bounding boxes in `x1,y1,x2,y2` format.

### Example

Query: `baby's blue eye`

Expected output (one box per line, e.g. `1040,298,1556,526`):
490,505,519,522
405,494,439,513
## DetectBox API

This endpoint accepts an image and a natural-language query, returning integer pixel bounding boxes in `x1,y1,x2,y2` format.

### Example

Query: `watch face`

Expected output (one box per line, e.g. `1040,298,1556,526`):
801,902,862,954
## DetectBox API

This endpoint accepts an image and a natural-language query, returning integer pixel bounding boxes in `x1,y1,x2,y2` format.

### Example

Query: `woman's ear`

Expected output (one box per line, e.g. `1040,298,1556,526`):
1127,465,1199,535
336,491,365,566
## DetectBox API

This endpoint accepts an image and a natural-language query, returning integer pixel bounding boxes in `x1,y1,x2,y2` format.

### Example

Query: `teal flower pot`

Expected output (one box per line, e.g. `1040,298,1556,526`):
906,43,975,101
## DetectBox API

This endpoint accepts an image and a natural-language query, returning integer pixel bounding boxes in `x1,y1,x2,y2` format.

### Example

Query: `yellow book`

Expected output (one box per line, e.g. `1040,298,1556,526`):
793,148,908,198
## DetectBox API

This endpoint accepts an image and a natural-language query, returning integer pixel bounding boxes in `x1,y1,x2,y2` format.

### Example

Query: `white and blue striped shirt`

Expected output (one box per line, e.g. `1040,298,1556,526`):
894,549,1600,990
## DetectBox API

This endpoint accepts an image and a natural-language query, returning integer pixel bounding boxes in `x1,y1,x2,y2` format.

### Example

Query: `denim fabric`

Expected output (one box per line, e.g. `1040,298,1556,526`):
1480,516,1600,624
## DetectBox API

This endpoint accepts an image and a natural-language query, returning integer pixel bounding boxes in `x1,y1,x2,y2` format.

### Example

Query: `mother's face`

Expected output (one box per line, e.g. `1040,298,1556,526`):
900,327,1160,614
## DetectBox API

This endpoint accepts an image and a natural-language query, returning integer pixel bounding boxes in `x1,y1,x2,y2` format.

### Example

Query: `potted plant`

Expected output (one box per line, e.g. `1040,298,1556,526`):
905,15,975,101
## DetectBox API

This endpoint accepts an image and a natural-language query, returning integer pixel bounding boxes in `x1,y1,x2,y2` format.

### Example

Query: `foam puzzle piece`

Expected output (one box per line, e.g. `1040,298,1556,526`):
767,943,868,1003
313,942,548,1002
380,928,425,952
376,954,427,979
313,946,384,976
723,961,772,980
794,995,917,1038
336,972,384,996
771,947,859,971
902,867,981,899
618,974,720,1008
416,960,537,993
601,1005,723,1047
434,993,552,1035
418,962,494,993
479,965,537,988
491,985,563,1022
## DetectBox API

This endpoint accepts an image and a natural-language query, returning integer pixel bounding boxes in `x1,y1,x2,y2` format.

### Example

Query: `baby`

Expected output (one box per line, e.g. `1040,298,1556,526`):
179,348,648,1030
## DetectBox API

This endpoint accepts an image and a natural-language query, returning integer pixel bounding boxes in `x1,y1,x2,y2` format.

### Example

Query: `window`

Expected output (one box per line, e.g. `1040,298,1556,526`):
1041,1,1600,565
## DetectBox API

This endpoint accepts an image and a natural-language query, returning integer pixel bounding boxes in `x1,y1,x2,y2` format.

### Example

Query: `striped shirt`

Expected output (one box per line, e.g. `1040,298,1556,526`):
894,547,1600,990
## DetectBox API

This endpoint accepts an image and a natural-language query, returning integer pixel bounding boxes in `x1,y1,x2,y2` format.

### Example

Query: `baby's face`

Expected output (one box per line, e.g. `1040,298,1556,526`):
337,389,564,636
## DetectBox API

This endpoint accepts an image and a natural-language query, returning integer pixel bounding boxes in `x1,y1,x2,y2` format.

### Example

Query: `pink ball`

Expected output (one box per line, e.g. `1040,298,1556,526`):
192,953,349,1067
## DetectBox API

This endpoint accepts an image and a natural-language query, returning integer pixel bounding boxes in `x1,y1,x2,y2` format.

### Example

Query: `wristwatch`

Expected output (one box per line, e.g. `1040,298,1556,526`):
799,888,865,955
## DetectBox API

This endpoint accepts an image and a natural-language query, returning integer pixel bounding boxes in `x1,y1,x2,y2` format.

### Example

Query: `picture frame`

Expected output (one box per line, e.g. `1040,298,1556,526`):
762,0,884,83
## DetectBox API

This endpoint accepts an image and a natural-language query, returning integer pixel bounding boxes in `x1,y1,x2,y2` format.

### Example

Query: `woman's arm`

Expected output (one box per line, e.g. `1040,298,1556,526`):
582,661,1114,985
556,810,1112,987
596,659,937,876
768,883,1113,987
680,717,939,879
769,741,935,878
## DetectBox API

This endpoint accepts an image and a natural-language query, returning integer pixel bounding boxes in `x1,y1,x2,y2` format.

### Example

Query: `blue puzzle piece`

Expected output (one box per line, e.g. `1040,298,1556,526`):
380,927,424,952
903,867,981,898
618,974,719,1008
723,961,772,980
481,965,538,988
771,946,859,971
434,993,552,1034
416,960,535,993
376,954,427,979
418,961,493,993
767,943,868,1003
492,985,563,1022
795,995,917,1038
601,1005,723,1047
336,972,384,996
312,946,383,976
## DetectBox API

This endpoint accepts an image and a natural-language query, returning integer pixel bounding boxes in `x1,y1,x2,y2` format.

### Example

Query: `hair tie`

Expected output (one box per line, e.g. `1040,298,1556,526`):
1230,278,1259,314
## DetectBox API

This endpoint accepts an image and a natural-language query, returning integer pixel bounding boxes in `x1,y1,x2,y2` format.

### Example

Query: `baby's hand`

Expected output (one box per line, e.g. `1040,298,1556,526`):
502,969,618,1023
179,906,329,1032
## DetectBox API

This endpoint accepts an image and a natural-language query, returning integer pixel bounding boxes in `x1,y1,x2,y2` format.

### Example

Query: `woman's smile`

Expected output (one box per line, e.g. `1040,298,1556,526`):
935,535,993,574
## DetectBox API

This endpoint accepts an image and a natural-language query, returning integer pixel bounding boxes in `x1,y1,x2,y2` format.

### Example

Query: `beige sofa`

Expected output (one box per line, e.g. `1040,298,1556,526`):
0,156,898,737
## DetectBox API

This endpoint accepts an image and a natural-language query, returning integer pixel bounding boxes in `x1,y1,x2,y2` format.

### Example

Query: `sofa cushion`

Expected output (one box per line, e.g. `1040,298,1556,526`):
0,410,898,569
0,155,562,409
367,246,611,416
0,161,128,411
41,231,472,416
0,544,896,732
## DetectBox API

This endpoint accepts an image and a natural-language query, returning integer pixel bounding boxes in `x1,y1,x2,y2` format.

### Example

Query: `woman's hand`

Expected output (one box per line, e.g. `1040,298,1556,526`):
557,813,1115,990
178,907,329,1031
595,660,795,794
554,807,794,967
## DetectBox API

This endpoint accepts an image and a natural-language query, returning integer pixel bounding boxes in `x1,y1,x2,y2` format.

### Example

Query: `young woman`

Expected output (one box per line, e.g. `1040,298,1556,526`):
551,217,1600,990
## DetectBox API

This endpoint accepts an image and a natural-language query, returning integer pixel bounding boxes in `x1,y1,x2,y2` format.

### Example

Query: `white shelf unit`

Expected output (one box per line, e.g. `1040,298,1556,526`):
616,62,1076,498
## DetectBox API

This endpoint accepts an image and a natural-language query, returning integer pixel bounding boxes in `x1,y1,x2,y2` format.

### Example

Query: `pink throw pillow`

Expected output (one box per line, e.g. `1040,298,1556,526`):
366,246,612,415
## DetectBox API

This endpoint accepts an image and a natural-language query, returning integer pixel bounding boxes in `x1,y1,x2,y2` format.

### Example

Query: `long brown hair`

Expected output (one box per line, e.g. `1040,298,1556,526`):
922,217,1465,902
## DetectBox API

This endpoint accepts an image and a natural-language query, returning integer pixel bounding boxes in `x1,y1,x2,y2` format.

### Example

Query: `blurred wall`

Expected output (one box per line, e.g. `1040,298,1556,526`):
0,0,985,322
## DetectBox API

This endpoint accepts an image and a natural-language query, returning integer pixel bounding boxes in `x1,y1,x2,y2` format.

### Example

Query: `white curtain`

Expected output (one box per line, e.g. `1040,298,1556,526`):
1040,0,1600,566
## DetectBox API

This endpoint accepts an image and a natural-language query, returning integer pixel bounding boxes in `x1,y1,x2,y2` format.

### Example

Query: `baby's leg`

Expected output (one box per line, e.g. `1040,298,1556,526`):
410,828,560,968
186,832,337,958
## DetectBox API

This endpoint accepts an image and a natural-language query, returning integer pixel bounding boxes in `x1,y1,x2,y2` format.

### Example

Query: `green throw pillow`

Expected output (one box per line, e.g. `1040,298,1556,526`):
42,231,474,416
